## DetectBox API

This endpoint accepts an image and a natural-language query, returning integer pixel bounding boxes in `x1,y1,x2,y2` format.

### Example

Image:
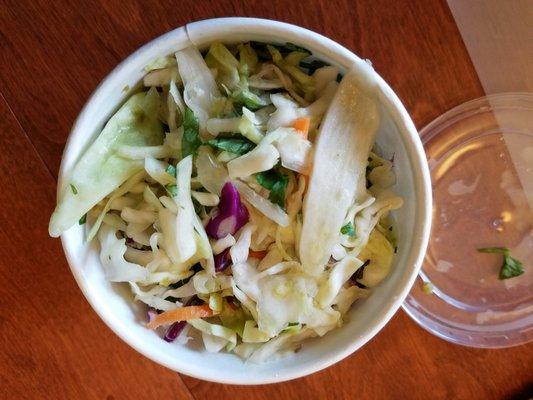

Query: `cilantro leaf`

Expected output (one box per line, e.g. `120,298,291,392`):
249,41,309,60
165,164,176,178
208,136,255,155
256,41,309,54
283,42,310,53
168,264,203,289
231,87,268,111
299,58,330,74
192,197,205,215
78,214,87,225
478,247,524,280
70,184,78,195
165,184,178,197
340,222,356,237
256,169,288,208
500,254,524,279
181,107,202,158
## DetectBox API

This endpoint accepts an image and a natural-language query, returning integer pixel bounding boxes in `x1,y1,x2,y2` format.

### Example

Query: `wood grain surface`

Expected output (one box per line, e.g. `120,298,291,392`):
0,0,531,399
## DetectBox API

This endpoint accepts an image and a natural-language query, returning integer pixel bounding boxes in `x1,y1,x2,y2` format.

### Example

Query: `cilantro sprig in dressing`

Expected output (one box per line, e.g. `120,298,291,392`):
477,247,524,279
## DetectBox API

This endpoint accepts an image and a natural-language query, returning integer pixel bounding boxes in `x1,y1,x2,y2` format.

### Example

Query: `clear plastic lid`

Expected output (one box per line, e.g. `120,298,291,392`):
402,93,533,348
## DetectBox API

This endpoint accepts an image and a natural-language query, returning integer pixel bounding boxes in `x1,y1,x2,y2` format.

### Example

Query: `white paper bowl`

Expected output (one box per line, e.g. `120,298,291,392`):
58,18,432,384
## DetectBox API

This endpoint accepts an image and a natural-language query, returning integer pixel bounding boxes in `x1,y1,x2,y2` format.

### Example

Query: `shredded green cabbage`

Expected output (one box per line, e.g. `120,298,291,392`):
49,92,163,237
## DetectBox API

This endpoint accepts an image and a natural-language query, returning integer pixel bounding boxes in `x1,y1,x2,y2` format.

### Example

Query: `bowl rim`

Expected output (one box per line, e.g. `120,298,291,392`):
58,17,432,384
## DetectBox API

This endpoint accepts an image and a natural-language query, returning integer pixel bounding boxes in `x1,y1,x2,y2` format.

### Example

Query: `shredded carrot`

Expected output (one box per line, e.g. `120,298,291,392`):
249,250,268,260
302,174,310,195
292,117,310,138
146,305,214,329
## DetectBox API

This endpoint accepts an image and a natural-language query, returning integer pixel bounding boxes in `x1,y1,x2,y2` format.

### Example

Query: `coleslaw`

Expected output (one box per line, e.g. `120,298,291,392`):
49,41,403,362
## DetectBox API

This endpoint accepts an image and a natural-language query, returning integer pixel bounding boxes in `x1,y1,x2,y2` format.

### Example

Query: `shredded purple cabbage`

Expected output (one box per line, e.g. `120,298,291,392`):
214,248,232,272
163,296,202,343
349,259,370,288
164,321,186,342
206,182,249,239
147,308,158,324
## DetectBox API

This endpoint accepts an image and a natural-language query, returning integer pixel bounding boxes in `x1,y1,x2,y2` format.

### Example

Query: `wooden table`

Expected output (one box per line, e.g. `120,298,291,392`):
1,1,531,398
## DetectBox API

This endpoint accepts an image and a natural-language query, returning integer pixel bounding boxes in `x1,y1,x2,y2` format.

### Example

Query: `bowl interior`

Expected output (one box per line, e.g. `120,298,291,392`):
60,18,431,384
